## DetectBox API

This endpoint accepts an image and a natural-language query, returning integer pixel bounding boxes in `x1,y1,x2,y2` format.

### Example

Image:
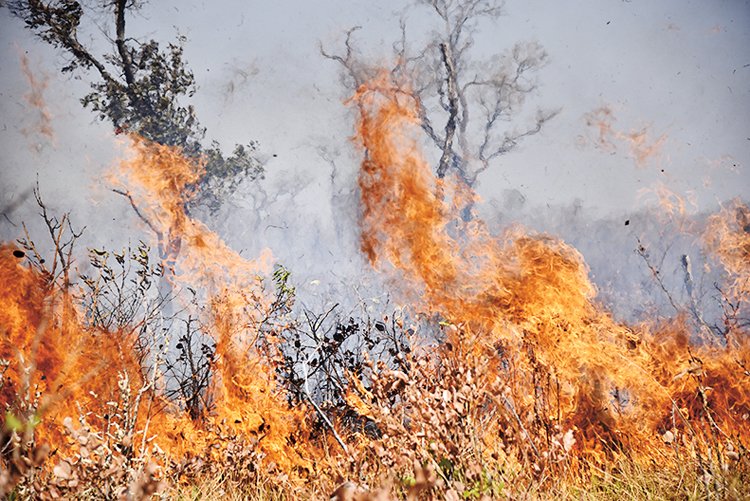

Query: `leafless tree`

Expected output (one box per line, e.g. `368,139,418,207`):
322,0,558,197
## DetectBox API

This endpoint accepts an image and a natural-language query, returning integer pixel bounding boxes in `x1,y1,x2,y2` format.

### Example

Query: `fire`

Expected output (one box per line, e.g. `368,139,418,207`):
350,75,749,463
110,137,273,285
19,53,54,143
1,72,748,496
585,106,666,168
108,138,313,471
0,243,146,448
704,200,750,347
2,137,313,484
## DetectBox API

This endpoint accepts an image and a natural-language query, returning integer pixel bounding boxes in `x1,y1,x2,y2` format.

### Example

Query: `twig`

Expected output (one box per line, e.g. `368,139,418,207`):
636,237,682,315
112,188,159,236
491,392,541,459
301,360,349,455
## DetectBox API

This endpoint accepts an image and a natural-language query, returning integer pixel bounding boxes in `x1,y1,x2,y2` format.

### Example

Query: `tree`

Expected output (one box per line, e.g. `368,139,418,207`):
323,0,557,203
9,0,263,214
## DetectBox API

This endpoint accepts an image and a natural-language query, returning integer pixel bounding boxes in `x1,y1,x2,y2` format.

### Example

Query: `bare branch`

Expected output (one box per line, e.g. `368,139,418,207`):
479,108,559,166
417,97,444,148
111,188,159,236
436,43,459,179
326,0,554,191
302,360,349,455
319,26,364,89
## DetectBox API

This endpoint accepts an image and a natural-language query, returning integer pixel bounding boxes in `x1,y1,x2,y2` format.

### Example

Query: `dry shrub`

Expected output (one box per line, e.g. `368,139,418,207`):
3,369,165,500
3,188,749,499
343,335,577,498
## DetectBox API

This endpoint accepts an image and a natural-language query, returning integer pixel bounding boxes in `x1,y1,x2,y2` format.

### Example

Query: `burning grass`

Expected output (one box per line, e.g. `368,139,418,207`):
1,76,749,499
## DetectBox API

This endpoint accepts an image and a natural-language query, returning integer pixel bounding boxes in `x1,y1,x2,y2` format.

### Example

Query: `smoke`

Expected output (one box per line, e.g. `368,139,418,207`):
18,52,54,146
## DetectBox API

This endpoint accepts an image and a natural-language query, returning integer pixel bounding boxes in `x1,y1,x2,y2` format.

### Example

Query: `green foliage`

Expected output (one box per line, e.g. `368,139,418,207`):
82,38,203,152
10,0,263,212
462,468,504,499
79,241,164,331
272,264,296,307
196,141,265,211
437,456,455,480
3,411,41,434
401,474,416,488
3,412,23,433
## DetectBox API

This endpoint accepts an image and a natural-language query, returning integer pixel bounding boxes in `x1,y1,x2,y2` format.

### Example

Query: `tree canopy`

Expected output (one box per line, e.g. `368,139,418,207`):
10,0,263,213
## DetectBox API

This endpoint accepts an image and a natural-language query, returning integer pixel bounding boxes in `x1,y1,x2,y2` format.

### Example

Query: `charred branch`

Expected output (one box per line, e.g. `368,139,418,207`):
114,0,135,87
112,188,158,236
436,43,459,179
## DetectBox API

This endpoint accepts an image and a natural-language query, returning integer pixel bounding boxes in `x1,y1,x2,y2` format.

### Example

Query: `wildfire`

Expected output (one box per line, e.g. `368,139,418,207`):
109,137,274,288
350,74,749,462
19,53,54,144
585,106,666,168
0,243,144,448
2,137,314,486
1,73,748,497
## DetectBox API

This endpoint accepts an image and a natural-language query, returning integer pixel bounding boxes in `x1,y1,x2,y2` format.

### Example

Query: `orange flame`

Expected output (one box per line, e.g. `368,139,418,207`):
1,72,747,494
19,53,55,144
585,106,666,168
351,75,749,461
110,137,273,287
2,137,313,477
109,138,311,470
0,244,146,447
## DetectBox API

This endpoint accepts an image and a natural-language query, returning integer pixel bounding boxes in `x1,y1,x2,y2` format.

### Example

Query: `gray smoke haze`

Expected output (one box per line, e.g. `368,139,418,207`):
1,0,748,323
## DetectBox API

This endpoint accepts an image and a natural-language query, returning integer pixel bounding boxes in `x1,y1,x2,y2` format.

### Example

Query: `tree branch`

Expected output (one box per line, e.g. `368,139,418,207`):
114,0,136,87
301,360,349,455
112,188,160,238
319,26,364,89
19,0,119,86
436,42,458,179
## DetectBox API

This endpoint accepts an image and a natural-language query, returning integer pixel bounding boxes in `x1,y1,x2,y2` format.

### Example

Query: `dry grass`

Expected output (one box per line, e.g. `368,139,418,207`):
3,198,749,499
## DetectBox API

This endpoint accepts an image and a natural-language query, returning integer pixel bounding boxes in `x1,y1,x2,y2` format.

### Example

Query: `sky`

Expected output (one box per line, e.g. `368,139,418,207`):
0,0,749,304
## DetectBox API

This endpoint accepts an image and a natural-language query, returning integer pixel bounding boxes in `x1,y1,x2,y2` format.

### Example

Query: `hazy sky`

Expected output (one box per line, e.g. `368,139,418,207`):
1,0,748,279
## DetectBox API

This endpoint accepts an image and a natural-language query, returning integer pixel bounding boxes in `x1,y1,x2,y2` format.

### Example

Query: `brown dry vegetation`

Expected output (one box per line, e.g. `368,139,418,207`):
2,80,750,500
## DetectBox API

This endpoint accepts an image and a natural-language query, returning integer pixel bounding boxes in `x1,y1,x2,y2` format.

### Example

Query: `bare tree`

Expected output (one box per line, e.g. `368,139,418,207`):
322,0,558,198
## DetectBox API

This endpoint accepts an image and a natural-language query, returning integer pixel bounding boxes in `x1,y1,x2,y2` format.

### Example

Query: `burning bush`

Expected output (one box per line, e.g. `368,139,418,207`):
1,77,749,499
